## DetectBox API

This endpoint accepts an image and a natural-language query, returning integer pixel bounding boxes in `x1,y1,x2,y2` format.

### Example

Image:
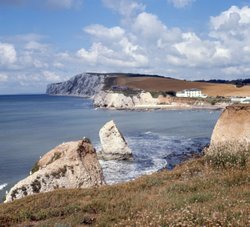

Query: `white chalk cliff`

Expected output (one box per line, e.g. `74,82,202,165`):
93,91,158,109
5,139,105,203
99,120,133,160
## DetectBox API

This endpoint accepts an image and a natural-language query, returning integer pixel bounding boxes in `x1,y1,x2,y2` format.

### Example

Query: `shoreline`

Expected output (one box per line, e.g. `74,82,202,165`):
95,104,225,111
46,94,230,111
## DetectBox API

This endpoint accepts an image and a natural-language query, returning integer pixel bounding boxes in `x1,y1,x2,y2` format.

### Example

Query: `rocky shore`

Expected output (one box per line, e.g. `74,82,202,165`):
46,73,230,111
5,121,133,203
93,90,227,111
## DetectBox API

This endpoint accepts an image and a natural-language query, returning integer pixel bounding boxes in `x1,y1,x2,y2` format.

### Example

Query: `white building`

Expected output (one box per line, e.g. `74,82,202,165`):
231,97,250,104
176,89,207,98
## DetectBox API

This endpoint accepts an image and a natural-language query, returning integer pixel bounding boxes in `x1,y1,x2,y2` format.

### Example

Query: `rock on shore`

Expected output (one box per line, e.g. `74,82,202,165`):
5,139,105,203
99,120,133,160
207,104,250,154
93,91,158,109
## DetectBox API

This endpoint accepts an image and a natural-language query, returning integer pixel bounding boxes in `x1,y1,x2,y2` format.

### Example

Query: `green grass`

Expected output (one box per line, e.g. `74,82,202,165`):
0,156,249,226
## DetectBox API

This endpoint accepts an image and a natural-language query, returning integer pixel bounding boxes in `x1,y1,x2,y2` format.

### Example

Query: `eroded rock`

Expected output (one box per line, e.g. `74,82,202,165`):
5,139,105,203
93,91,158,109
207,104,250,154
99,120,133,160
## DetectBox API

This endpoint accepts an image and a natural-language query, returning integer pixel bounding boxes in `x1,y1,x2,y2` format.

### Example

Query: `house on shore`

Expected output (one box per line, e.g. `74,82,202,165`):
176,89,207,98
231,97,250,104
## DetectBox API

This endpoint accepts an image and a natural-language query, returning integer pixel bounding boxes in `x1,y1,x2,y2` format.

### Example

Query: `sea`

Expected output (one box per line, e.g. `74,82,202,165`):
0,94,221,200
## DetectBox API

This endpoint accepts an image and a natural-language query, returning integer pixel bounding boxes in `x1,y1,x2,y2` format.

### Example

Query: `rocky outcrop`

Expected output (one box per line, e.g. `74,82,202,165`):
99,120,133,160
93,91,158,109
5,139,105,203
207,104,250,154
46,73,108,97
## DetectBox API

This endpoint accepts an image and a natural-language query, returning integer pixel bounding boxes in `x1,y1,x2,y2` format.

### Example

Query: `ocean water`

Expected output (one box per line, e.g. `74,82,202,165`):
0,95,221,200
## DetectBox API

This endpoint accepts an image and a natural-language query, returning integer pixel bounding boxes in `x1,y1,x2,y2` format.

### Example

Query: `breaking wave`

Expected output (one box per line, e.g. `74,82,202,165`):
98,131,209,184
0,183,7,191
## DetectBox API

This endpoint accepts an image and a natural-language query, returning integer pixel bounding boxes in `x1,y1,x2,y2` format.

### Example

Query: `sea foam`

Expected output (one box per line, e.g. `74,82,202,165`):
98,132,209,185
0,183,7,191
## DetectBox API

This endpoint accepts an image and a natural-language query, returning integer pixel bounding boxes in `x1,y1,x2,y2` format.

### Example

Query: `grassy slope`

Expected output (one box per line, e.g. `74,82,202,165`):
0,157,249,226
115,76,250,97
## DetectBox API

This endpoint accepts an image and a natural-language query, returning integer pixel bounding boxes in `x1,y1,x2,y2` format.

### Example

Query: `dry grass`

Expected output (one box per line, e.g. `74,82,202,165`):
0,154,249,226
115,76,250,97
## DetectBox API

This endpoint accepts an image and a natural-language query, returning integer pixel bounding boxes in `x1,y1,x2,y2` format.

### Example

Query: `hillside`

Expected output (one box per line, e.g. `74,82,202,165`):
115,76,250,97
46,73,250,98
1,155,249,226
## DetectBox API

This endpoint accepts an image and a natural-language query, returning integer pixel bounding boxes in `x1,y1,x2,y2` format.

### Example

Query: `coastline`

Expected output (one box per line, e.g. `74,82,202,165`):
46,93,226,111
95,104,225,111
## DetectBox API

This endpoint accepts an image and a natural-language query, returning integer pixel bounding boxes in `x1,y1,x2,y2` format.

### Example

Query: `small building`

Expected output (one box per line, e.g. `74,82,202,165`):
231,97,250,104
176,89,207,98
242,99,250,104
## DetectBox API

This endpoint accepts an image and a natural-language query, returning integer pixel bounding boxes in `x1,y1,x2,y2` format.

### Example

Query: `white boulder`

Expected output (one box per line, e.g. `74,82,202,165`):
99,120,133,160
5,139,105,203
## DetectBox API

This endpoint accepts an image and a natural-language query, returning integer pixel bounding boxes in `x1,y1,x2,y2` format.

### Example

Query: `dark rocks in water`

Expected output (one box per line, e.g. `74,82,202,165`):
164,147,206,170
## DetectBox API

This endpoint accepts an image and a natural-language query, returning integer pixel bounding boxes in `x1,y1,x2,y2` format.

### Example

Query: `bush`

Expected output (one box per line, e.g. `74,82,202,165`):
149,91,166,98
31,161,40,174
206,144,250,169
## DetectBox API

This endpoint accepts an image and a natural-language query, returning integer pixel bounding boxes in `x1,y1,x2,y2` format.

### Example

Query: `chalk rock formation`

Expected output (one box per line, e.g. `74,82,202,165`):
5,139,105,203
207,104,250,154
133,92,158,105
99,120,133,160
94,91,134,109
46,73,107,97
93,91,158,109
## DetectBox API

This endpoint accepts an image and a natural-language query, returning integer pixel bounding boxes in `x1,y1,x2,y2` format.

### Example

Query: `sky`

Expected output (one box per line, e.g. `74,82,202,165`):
0,0,250,94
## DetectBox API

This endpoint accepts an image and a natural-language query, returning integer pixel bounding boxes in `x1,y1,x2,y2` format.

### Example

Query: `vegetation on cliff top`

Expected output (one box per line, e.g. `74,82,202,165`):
0,150,249,226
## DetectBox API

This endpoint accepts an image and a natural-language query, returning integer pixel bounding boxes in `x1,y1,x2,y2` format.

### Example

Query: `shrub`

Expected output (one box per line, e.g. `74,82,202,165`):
149,91,166,98
31,161,40,174
206,144,250,169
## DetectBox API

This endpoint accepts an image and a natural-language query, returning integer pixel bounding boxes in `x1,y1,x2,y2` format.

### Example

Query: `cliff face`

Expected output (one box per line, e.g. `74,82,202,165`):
46,73,108,97
93,91,158,109
5,139,105,203
208,104,250,153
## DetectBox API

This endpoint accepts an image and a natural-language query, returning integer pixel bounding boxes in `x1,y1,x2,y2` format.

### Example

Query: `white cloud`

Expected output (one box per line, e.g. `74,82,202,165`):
0,73,8,82
209,6,250,68
74,5,250,79
168,0,195,8
222,66,250,76
84,25,125,41
133,12,167,40
0,42,17,66
2,5,250,94
210,6,250,42
42,71,61,81
102,0,145,17
210,6,250,31
25,41,49,52
76,38,148,68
